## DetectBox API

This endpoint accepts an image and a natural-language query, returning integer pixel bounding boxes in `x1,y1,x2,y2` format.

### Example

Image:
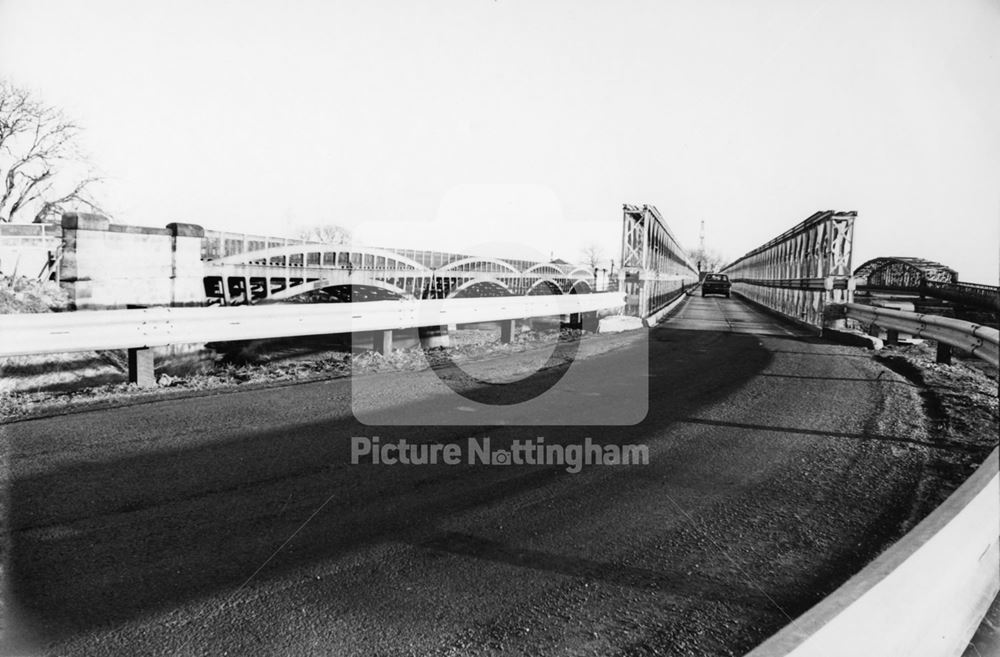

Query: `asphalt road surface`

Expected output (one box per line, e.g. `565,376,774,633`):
2,295,939,656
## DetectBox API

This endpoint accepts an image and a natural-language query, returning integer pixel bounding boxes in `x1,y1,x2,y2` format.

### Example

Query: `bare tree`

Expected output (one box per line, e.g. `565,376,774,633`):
0,81,104,223
690,246,727,273
297,224,351,245
580,243,606,270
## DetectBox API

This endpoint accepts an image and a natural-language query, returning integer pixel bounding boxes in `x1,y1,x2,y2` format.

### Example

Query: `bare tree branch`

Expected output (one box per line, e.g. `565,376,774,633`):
7,168,54,217
297,224,351,245
580,243,607,270
689,246,727,273
32,176,102,223
0,80,103,223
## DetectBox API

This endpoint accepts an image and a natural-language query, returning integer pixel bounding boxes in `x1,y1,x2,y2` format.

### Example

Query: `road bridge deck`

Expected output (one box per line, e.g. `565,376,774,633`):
665,295,810,337
2,297,951,656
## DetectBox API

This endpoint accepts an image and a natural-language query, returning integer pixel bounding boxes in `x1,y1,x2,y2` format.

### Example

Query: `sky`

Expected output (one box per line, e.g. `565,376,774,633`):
1,0,998,282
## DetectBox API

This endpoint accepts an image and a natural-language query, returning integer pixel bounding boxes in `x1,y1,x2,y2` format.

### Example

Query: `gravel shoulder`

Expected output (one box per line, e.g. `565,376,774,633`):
873,341,998,512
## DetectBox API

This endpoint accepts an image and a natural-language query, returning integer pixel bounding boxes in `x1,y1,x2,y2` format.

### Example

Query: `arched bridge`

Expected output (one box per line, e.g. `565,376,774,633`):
202,242,600,305
854,256,998,312
853,256,957,287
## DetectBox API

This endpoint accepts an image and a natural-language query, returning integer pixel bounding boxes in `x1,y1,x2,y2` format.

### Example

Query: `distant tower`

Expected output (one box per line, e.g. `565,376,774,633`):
698,220,706,274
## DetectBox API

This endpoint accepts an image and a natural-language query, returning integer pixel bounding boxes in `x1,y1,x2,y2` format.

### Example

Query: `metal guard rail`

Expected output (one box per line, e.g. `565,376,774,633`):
0,292,626,358
843,303,999,368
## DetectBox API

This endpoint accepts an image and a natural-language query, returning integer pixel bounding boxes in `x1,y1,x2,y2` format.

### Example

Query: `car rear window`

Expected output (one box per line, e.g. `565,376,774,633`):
706,274,728,281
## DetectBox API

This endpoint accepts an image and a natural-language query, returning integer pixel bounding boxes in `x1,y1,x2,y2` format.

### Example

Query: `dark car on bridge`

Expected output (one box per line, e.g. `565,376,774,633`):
701,273,731,298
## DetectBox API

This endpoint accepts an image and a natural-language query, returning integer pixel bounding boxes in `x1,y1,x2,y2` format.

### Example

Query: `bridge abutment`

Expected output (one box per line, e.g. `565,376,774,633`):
60,214,205,309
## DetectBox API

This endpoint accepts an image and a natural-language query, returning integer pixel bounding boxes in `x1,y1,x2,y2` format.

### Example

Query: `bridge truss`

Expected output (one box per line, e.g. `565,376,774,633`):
620,204,699,317
721,210,857,329
853,257,999,313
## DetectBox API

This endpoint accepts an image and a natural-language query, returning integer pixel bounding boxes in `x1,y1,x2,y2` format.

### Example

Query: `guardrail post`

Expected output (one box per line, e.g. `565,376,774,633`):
561,312,582,330
373,329,393,355
127,347,156,387
936,342,953,365
886,329,899,346
843,303,999,369
419,325,449,349
500,319,516,344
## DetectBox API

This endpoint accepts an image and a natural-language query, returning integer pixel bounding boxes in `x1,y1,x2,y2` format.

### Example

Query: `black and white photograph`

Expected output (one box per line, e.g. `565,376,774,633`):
0,1,998,655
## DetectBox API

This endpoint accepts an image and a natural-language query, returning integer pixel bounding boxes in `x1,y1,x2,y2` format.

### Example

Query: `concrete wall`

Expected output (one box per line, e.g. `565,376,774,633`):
59,213,205,309
0,223,62,280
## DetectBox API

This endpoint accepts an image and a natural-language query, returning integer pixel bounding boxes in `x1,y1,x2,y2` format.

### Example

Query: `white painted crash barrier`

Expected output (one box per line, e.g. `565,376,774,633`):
746,448,1000,657
0,292,625,357
843,302,999,368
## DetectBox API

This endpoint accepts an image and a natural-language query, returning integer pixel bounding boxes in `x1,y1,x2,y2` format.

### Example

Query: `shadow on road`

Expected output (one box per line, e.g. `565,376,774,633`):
8,326,794,641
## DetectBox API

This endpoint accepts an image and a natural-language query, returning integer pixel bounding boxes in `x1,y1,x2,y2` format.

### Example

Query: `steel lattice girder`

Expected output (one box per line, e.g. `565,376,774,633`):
619,203,699,318
853,257,958,286
722,210,857,284
719,210,857,328
619,204,697,275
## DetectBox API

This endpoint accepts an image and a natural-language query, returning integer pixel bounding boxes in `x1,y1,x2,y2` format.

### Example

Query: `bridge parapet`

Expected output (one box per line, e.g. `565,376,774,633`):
0,221,62,281
620,204,699,318
59,214,205,309
29,217,608,308
721,210,856,330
